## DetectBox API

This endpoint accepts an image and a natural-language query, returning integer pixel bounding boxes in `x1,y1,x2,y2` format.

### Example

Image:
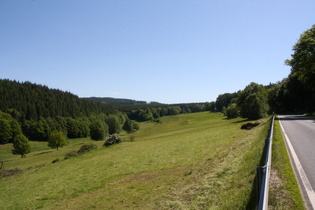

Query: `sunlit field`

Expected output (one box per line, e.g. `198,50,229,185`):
0,112,269,209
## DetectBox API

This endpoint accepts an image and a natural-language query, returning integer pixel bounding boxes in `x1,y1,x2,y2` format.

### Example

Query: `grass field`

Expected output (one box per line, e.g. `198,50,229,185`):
0,112,270,209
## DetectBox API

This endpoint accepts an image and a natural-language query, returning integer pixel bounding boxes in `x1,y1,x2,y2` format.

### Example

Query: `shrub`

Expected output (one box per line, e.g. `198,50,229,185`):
104,134,122,147
77,143,97,154
64,150,78,159
0,168,23,178
129,135,136,142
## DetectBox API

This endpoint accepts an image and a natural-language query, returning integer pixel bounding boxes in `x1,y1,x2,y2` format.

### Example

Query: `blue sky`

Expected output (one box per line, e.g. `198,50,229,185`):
1,0,314,104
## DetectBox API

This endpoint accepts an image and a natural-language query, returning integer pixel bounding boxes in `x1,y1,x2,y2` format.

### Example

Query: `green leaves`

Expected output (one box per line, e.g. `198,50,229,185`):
89,119,107,141
285,25,315,112
12,134,31,158
48,130,68,150
238,83,269,120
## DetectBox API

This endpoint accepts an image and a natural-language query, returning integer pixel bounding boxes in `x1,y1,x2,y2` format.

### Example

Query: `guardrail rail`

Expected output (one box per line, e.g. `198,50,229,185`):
257,115,275,210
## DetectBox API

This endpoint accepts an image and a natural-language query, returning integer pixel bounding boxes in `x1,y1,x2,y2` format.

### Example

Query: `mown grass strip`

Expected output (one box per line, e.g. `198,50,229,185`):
268,116,304,209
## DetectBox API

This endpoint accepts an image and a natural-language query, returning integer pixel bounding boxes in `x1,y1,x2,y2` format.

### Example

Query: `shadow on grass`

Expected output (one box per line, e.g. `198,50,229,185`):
245,138,268,209
34,151,53,156
246,118,272,209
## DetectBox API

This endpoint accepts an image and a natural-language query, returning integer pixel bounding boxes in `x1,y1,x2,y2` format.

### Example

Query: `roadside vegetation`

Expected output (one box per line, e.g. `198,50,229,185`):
268,117,304,209
0,112,270,209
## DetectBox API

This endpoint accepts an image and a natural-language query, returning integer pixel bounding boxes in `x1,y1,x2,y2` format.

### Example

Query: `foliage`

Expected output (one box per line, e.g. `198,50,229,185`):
215,92,238,112
64,150,78,159
122,119,139,133
77,143,97,154
285,24,315,112
268,76,306,113
29,116,51,141
105,116,121,135
226,103,240,118
0,111,24,144
89,118,107,140
203,101,215,111
65,117,89,139
0,79,115,121
12,134,31,158
237,82,269,119
104,134,122,147
48,130,68,150
0,118,11,144
222,106,227,116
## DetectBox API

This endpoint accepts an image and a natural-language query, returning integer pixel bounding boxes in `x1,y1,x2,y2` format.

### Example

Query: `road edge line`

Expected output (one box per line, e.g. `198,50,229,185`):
279,119,315,209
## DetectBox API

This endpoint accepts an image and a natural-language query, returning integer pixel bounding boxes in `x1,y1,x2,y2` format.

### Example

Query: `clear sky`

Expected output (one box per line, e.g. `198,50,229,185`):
1,0,314,104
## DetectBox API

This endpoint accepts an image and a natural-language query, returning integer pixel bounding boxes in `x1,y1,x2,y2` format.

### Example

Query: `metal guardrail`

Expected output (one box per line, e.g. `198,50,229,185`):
257,115,275,210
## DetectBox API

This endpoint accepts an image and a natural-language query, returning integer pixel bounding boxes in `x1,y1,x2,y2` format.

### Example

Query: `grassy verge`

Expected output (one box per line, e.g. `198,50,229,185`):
268,116,304,209
1,112,270,209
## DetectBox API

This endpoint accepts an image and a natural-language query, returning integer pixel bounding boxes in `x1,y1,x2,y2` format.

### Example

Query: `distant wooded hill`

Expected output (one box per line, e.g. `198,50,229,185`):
0,79,115,120
83,97,162,106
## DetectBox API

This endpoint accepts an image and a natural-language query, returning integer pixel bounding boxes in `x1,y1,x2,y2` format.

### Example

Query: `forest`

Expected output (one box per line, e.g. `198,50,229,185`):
1,24,315,157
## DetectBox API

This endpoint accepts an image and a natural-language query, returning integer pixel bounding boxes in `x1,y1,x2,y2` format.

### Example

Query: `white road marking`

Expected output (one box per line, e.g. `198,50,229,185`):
279,119,315,209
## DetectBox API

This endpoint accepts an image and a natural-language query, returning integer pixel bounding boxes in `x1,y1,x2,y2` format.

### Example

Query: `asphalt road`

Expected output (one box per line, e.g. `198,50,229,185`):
278,115,315,209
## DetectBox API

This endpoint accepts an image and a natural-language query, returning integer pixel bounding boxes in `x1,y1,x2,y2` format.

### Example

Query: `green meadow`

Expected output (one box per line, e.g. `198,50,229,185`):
0,112,270,209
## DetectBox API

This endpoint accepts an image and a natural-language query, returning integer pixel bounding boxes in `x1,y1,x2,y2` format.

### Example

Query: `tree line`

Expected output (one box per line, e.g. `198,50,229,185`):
126,102,215,122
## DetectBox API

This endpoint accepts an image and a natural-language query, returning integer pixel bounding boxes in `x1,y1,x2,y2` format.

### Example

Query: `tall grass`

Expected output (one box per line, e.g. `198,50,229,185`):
0,112,270,209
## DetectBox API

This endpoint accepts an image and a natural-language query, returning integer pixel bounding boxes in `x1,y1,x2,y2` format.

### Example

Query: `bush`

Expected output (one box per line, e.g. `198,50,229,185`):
0,168,23,178
64,150,78,159
77,143,97,154
104,134,122,147
129,135,136,142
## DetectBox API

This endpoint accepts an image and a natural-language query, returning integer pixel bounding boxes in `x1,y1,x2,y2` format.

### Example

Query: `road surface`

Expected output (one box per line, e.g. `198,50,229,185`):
278,115,315,209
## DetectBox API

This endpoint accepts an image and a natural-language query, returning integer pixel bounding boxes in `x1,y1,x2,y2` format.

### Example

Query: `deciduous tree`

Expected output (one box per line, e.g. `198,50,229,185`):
285,25,315,112
12,134,31,158
48,130,67,150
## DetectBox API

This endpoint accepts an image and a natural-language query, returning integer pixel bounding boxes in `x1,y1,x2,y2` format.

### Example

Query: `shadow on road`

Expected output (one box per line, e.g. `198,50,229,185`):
277,115,315,122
